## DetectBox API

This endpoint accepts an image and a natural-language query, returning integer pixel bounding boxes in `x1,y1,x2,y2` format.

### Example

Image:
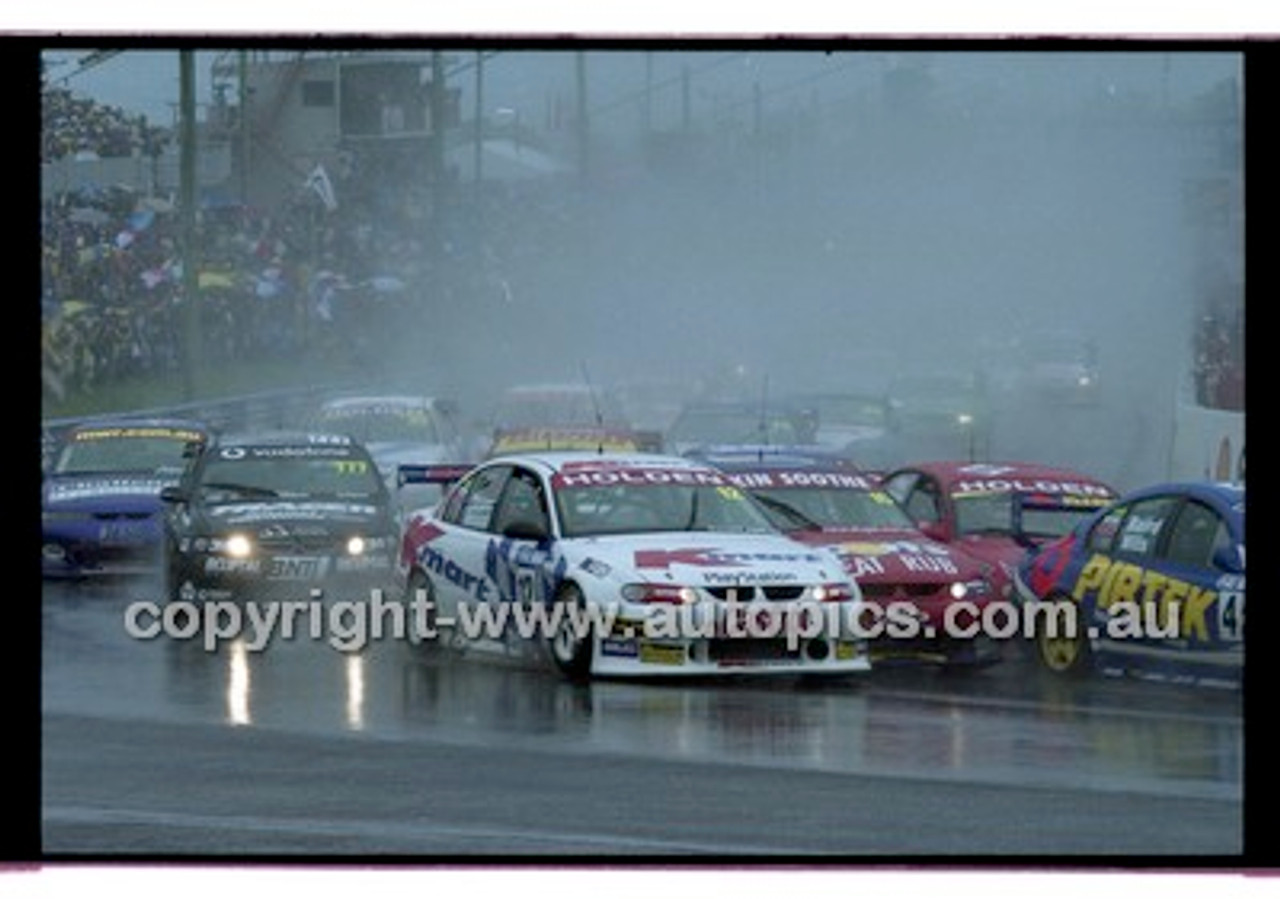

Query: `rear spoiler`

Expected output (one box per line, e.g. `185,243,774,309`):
396,463,473,489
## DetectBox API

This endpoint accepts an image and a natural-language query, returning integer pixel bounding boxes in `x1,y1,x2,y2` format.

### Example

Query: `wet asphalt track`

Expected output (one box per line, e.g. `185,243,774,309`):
41,576,1243,857
39,369,1246,859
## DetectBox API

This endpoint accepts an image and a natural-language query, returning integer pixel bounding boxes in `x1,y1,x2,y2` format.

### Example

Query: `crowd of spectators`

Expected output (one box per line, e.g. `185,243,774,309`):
42,83,172,163
40,84,545,406
1192,301,1244,412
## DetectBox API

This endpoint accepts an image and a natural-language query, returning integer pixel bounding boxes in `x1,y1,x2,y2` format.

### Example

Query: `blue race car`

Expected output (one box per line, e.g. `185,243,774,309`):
42,417,211,578
1014,481,1244,688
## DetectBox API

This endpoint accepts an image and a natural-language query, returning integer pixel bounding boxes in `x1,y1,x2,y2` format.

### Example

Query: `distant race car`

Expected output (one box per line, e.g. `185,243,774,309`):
1014,329,1101,406
396,451,870,680
786,392,896,471
42,417,211,578
311,393,469,485
160,431,399,603
709,451,1001,668
884,370,990,461
486,425,664,458
880,461,1118,601
665,400,816,457
1014,481,1243,688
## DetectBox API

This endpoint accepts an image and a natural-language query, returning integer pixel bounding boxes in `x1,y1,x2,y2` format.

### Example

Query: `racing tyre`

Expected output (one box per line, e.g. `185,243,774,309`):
547,583,593,682
1035,594,1093,676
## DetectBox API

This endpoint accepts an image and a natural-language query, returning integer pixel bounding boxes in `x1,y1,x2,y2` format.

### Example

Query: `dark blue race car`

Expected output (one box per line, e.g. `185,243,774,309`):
42,417,212,578
1014,480,1244,688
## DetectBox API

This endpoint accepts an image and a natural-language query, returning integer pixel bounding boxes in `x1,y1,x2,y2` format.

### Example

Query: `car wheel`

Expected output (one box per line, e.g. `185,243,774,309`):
546,583,593,681
1035,595,1092,676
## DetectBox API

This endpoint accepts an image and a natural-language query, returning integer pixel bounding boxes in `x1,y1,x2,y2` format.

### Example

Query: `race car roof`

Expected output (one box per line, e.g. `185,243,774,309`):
896,460,1116,494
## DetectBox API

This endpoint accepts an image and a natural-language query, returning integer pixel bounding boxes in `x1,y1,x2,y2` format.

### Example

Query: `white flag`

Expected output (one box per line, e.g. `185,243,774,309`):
305,164,338,211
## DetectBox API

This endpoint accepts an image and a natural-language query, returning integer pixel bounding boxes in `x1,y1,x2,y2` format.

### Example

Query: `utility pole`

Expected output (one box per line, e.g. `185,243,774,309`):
179,50,201,401
575,51,589,179
681,64,691,133
473,50,484,186
238,50,251,206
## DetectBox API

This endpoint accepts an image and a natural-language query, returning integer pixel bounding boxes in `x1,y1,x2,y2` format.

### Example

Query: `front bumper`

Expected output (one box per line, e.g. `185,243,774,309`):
172,550,399,602
43,520,163,578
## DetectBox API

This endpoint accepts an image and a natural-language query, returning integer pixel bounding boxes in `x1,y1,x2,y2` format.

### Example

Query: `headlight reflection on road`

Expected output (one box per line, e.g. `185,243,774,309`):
226,638,252,727
345,653,366,731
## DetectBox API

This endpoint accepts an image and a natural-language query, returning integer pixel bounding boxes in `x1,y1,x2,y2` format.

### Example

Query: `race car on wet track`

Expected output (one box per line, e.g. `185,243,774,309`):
160,431,399,603
42,417,211,578
880,461,1118,601
396,451,870,680
703,448,1002,668
1014,480,1244,688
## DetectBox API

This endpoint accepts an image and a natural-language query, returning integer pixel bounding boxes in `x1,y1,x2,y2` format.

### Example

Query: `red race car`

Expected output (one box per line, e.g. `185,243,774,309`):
880,461,1118,601
710,450,1002,669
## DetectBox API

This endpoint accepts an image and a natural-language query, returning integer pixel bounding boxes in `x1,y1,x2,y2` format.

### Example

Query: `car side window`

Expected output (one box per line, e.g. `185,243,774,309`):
446,465,512,531
1086,505,1126,553
1112,496,1180,559
1163,500,1227,569
904,478,941,524
491,466,550,537
882,472,917,505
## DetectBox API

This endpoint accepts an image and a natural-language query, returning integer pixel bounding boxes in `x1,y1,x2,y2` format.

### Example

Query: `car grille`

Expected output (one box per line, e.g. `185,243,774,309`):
860,582,947,600
708,638,803,663
703,585,809,602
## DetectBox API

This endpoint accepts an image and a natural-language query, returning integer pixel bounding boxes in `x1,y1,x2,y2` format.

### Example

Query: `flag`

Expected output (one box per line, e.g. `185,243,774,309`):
304,164,338,211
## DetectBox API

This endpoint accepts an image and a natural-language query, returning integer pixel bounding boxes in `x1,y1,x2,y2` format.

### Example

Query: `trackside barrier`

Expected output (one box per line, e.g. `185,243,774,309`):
1167,372,1245,484
40,384,355,470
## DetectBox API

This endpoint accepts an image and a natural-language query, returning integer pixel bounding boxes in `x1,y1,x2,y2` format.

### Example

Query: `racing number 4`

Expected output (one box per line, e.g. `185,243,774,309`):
1217,591,1243,641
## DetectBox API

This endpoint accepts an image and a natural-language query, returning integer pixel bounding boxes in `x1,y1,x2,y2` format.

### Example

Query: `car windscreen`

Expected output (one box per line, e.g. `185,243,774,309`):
552,469,777,538
750,486,913,530
318,407,441,444
198,452,384,501
55,427,204,475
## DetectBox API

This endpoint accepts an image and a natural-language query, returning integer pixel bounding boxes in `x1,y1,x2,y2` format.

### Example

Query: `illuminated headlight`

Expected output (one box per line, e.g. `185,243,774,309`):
346,536,367,556
1077,375,1093,388
812,582,855,603
956,413,974,426
42,543,67,560
224,534,253,558
621,584,699,604
949,579,990,600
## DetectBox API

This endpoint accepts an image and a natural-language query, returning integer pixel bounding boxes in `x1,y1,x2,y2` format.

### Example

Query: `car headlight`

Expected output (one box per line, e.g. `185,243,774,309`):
346,536,366,556
209,535,254,555
956,413,974,426
621,584,699,604
949,579,990,600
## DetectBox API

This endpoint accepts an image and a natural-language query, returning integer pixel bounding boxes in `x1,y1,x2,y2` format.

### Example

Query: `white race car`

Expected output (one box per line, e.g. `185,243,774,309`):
397,451,870,680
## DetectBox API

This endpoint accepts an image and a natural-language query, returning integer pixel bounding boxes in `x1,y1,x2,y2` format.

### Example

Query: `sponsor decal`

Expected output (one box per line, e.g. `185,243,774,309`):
485,536,568,606
1070,552,1243,642
634,547,826,570
601,638,640,658
48,478,168,501
73,427,205,443
725,470,876,490
415,542,493,602
266,556,330,580
209,502,378,524
638,642,686,665
401,517,445,566
492,427,646,453
953,478,1114,499
205,557,263,574
553,468,729,488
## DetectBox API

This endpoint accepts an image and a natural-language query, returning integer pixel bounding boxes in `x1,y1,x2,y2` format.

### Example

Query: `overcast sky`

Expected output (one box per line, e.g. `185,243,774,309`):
42,47,1240,130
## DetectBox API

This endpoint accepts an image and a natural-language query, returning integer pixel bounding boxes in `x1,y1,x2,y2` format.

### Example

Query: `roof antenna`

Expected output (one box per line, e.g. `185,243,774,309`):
580,360,605,454
757,373,770,462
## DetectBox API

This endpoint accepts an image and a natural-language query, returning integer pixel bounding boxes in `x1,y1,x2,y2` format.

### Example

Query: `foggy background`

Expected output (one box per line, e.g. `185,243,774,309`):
43,47,1243,484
